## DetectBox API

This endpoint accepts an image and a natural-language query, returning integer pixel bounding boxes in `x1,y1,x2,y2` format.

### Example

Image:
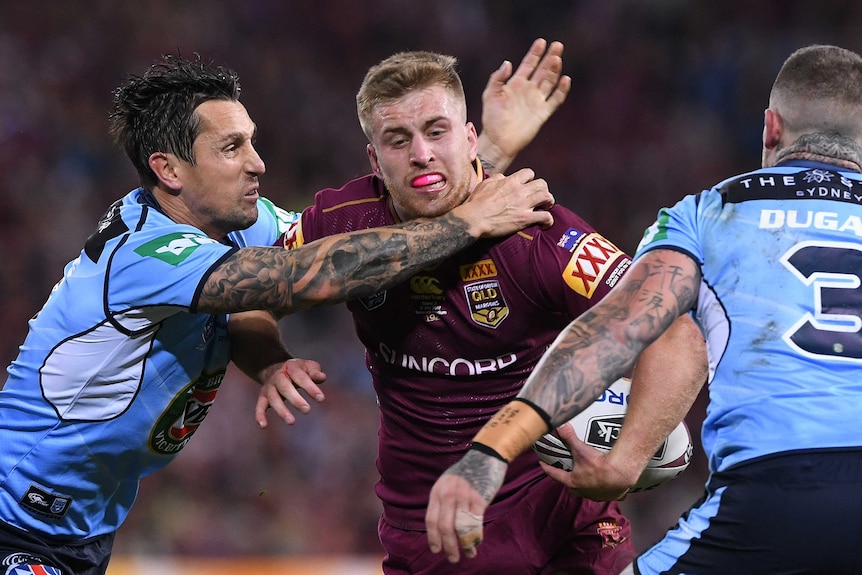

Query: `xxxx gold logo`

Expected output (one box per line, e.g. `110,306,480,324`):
410,276,443,295
460,259,498,281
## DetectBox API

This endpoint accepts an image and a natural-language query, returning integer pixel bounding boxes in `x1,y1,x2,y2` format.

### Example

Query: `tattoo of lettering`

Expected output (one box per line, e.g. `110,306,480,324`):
448,450,507,503
198,214,475,314
522,252,699,427
775,132,862,172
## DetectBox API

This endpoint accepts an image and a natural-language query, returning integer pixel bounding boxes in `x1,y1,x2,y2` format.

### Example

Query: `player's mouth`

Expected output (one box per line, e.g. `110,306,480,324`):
411,173,446,191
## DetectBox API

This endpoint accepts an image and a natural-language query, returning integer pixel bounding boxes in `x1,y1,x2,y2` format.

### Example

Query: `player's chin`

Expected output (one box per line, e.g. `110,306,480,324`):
231,207,259,231
415,196,464,219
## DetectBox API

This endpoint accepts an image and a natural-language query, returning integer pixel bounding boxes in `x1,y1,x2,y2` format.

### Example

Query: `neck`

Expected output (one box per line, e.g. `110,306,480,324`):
774,132,862,173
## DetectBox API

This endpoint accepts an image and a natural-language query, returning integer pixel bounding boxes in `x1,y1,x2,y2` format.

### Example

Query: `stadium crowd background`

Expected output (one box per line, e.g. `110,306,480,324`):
1,0,859,565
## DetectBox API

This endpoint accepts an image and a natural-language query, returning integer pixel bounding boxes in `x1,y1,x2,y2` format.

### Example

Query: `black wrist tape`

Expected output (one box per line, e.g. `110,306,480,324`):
471,441,509,463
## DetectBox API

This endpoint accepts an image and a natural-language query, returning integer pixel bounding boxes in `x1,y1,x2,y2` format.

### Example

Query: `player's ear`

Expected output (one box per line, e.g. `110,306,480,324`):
149,152,182,192
763,108,782,150
367,143,382,176
466,121,478,160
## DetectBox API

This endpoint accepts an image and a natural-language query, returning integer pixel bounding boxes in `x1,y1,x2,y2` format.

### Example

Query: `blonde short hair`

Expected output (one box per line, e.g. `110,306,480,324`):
356,51,467,141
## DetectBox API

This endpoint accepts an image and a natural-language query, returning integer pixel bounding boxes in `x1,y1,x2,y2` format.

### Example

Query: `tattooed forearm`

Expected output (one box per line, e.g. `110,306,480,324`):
519,250,700,427
197,213,476,314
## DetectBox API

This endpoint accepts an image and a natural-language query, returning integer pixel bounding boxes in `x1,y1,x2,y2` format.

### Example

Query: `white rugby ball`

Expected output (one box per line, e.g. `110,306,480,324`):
531,377,693,493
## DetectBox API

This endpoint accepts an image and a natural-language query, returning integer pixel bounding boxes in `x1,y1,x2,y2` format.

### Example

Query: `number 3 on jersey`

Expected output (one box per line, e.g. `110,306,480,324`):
781,240,862,360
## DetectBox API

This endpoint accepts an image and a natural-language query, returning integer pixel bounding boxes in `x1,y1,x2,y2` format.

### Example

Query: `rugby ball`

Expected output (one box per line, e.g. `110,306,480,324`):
531,377,693,493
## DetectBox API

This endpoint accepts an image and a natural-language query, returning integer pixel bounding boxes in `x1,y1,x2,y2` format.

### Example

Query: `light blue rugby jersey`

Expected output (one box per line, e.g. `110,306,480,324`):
636,161,862,474
0,188,296,539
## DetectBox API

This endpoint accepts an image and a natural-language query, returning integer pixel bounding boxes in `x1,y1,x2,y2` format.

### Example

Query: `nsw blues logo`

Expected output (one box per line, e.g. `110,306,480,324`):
19,485,70,520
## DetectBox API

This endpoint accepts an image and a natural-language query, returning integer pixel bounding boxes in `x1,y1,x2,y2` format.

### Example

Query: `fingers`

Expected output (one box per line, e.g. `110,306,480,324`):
555,420,577,444
254,393,272,428
256,385,297,427
503,168,556,211
460,168,555,237
512,38,549,81
539,460,575,485
285,359,326,403
513,39,570,103
529,43,563,93
455,508,484,560
546,74,572,110
485,59,514,92
255,359,327,428
426,478,463,562
426,478,486,564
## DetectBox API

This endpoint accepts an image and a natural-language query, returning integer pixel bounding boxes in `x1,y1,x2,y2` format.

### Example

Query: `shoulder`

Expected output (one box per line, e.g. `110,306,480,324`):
312,173,386,211
296,174,392,244
516,204,607,248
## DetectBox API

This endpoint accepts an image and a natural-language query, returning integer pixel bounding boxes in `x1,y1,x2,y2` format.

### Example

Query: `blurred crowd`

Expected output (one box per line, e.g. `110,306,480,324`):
2,0,860,560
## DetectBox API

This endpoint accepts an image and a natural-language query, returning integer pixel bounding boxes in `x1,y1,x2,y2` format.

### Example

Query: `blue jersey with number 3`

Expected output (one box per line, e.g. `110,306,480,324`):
636,161,862,474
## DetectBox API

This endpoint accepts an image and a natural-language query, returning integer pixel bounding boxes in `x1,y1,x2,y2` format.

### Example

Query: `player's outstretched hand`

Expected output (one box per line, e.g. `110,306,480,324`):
477,38,571,174
255,358,327,427
454,168,554,238
426,450,508,564
540,422,633,501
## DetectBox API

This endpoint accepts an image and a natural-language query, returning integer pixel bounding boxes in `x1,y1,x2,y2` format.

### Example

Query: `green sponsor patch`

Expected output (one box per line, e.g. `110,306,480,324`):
134,232,219,266
638,209,671,250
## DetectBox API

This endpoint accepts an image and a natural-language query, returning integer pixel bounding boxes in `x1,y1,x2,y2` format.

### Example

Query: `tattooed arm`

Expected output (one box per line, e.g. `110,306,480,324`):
520,249,701,423
426,248,702,563
542,312,707,500
197,168,554,315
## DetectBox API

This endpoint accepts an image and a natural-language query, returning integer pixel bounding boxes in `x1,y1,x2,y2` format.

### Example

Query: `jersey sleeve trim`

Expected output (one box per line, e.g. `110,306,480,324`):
636,243,702,266
189,247,239,313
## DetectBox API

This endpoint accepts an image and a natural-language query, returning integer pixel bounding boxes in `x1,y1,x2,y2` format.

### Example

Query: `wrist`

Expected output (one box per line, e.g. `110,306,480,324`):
447,203,484,240
476,133,512,175
604,445,648,488
251,351,293,384
472,398,552,462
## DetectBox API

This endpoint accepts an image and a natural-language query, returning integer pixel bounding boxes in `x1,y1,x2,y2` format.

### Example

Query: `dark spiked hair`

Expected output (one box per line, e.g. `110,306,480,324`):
109,54,241,189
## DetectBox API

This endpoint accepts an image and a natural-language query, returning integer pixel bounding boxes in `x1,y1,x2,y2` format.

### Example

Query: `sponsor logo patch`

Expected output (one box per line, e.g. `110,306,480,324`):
3,552,63,575
4,559,64,575
150,370,225,455
597,519,626,549
563,233,625,297
359,290,387,311
410,276,447,321
557,228,586,251
134,232,219,266
583,415,624,450
460,259,497,281
19,485,70,520
282,220,305,250
464,279,508,328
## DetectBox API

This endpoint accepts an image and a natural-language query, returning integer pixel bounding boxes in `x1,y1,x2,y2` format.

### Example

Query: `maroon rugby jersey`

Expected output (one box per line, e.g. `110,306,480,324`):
280,167,631,530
